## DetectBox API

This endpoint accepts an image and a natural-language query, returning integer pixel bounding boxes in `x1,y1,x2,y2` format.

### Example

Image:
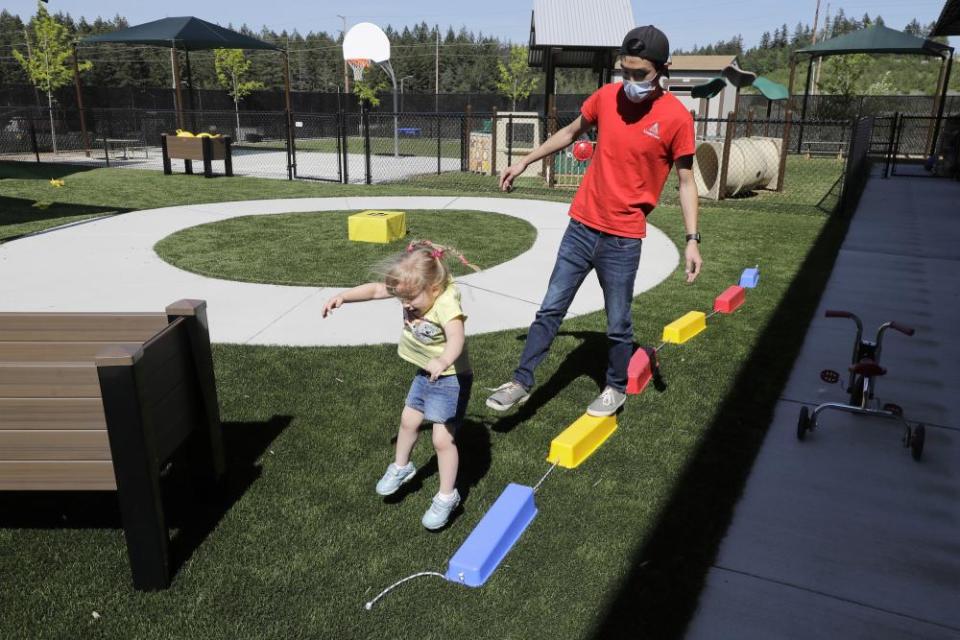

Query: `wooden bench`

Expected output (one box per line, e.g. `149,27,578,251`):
0,299,225,591
161,134,233,178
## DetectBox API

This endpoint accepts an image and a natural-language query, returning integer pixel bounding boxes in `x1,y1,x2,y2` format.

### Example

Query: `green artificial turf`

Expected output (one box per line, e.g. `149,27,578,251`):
0,158,848,638
154,210,536,287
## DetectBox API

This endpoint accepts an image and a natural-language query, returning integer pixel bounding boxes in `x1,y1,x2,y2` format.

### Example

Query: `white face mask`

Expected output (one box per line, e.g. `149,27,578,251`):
623,79,655,103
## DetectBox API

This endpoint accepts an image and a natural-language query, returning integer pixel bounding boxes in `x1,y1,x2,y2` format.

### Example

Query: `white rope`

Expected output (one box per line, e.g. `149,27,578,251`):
533,462,558,493
364,571,446,610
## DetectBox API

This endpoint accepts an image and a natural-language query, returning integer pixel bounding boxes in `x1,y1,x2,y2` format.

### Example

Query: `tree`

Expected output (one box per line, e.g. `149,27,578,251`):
13,1,92,153
818,54,871,96
214,48,265,134
352,65,388,108
495,45,537,110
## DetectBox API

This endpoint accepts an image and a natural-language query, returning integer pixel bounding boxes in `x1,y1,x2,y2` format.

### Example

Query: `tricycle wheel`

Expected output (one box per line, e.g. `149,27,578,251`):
910,424,925,461
850,375,865,407
797,406,811,441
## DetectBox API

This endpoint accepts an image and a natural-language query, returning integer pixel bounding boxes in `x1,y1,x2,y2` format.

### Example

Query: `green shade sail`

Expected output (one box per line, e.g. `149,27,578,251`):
796,24,951,58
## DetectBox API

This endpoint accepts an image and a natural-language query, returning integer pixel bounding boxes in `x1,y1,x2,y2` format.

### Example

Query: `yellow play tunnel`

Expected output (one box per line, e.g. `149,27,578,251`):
546,413,618,469
348,210,407,244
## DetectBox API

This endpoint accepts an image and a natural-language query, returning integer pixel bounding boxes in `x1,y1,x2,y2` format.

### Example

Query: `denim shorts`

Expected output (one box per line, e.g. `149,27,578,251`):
405,369,473,427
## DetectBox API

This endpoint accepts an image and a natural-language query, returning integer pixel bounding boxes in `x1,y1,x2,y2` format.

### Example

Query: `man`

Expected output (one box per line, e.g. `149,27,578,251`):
486,25,703,417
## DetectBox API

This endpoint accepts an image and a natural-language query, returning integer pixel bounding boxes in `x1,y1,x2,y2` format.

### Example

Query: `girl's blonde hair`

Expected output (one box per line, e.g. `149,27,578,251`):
380,239,479,297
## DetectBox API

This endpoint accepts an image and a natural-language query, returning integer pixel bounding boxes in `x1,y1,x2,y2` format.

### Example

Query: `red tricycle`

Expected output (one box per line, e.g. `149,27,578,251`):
796,309,925,460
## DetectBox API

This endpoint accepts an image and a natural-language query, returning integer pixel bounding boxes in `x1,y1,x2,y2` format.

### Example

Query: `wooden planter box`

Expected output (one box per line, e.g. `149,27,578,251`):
161,134,233,178
0,299,225,591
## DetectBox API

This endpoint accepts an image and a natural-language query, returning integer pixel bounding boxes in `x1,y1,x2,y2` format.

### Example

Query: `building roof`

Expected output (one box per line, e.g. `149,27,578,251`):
669,55,738,72
529,0,633,48
527,0,634,68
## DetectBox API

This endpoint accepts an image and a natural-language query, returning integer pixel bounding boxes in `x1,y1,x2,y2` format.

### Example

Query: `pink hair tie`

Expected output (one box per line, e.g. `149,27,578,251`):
431,248,444,259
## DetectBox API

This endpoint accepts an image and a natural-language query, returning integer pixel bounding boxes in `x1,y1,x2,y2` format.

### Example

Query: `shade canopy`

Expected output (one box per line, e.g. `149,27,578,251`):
81,16,279,51
795,24,951,58
932,0,960,36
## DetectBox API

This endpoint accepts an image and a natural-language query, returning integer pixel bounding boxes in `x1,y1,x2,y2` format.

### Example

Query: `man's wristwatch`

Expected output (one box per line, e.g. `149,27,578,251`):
686,232,701,244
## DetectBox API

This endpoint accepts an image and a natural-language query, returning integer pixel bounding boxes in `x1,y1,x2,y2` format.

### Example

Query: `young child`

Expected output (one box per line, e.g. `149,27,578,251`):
322,240,476,530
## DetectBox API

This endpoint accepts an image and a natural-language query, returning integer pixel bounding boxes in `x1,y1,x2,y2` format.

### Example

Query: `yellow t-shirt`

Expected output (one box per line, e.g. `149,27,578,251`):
397,283,471,375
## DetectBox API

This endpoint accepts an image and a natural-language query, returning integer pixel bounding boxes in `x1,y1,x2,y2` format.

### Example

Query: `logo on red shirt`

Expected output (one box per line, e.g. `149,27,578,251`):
643,122,661,140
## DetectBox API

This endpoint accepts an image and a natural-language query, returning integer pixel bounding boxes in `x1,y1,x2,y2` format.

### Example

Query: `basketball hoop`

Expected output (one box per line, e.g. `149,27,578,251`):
347,58,371,82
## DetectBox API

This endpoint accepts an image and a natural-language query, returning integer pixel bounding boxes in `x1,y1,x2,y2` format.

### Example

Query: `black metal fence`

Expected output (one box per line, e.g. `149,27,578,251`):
2,105,953,211
886,114,960,178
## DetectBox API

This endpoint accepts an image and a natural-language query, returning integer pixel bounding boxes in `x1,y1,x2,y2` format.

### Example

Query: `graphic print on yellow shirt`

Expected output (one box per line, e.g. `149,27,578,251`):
397,282,470,375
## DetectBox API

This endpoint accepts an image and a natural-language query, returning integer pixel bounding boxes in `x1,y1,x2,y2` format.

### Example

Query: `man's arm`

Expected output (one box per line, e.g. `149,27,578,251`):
499,115,593,191
676,155,703,283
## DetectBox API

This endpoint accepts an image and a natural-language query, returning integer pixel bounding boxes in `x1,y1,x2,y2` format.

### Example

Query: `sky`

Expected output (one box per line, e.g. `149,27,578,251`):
4,0,956,51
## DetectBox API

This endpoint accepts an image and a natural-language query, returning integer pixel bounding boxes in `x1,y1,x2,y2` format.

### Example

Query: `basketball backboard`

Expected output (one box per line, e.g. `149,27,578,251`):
343,22,391,64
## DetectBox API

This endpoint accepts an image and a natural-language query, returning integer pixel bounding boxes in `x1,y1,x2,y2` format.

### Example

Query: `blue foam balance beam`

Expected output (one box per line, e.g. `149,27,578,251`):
739,267,760,288
444,483,538,587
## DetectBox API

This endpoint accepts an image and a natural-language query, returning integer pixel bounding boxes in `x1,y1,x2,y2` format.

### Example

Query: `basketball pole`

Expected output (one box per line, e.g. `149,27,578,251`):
381,62,399,158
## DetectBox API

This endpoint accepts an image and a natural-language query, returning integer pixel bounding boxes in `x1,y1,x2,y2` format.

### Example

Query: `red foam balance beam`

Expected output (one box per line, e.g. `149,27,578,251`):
627,348,653,395
714,285,746,314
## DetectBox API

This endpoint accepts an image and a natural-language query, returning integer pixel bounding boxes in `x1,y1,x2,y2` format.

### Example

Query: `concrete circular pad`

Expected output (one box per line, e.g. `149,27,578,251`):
0,196,679,345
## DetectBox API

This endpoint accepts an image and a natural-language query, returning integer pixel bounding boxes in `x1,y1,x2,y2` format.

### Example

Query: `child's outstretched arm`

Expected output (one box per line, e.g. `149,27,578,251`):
425,317,465,381
322,282,391,318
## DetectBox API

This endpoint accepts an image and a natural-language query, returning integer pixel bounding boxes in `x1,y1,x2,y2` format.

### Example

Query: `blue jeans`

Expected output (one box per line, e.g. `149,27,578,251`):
514,219,642,393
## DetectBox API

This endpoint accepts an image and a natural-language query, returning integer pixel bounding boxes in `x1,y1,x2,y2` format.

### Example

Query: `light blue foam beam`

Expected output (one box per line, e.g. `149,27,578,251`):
444,483,538,587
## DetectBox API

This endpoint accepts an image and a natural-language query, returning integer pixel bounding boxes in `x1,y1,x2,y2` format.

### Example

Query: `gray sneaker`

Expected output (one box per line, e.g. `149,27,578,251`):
586,386,626,417
421,489,460,530
375,462,416,496
485,381,531,411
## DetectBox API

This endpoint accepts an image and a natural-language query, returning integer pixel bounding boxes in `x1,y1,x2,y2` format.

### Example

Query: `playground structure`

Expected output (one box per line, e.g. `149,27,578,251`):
468,112,542,178
796,310,925,460
693,136,783,199
365,266,762,609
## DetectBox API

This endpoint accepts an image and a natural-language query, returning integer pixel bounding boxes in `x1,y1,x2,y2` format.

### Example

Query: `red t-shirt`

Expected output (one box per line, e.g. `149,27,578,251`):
569,84,695,238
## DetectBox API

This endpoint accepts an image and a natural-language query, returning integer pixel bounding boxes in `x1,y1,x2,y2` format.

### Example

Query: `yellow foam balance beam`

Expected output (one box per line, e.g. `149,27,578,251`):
348,210,407,243
662,310,707,344
546,413,618,469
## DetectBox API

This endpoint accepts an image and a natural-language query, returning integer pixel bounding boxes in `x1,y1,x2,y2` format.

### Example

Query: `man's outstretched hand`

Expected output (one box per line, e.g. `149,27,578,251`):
685,243,703,283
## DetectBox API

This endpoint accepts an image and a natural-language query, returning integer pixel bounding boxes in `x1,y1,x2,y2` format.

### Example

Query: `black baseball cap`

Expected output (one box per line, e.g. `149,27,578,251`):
620,25,671,74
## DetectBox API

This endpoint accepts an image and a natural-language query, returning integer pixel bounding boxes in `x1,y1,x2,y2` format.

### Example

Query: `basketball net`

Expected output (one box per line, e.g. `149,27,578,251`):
346,58,370,82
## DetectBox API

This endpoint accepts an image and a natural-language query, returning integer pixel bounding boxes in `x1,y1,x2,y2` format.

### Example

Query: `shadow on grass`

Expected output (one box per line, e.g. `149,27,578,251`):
587,204,855,638
490,331,610,433
0,195,130,243
0,160,99,180
0,415,291,582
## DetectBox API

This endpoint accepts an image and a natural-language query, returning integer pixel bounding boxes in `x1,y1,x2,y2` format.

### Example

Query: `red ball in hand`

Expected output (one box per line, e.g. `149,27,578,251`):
572,140,593,161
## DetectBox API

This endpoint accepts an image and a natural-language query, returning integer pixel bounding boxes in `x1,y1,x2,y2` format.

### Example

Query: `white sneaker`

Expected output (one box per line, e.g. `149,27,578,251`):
421,489,460,530
375,462,416,496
